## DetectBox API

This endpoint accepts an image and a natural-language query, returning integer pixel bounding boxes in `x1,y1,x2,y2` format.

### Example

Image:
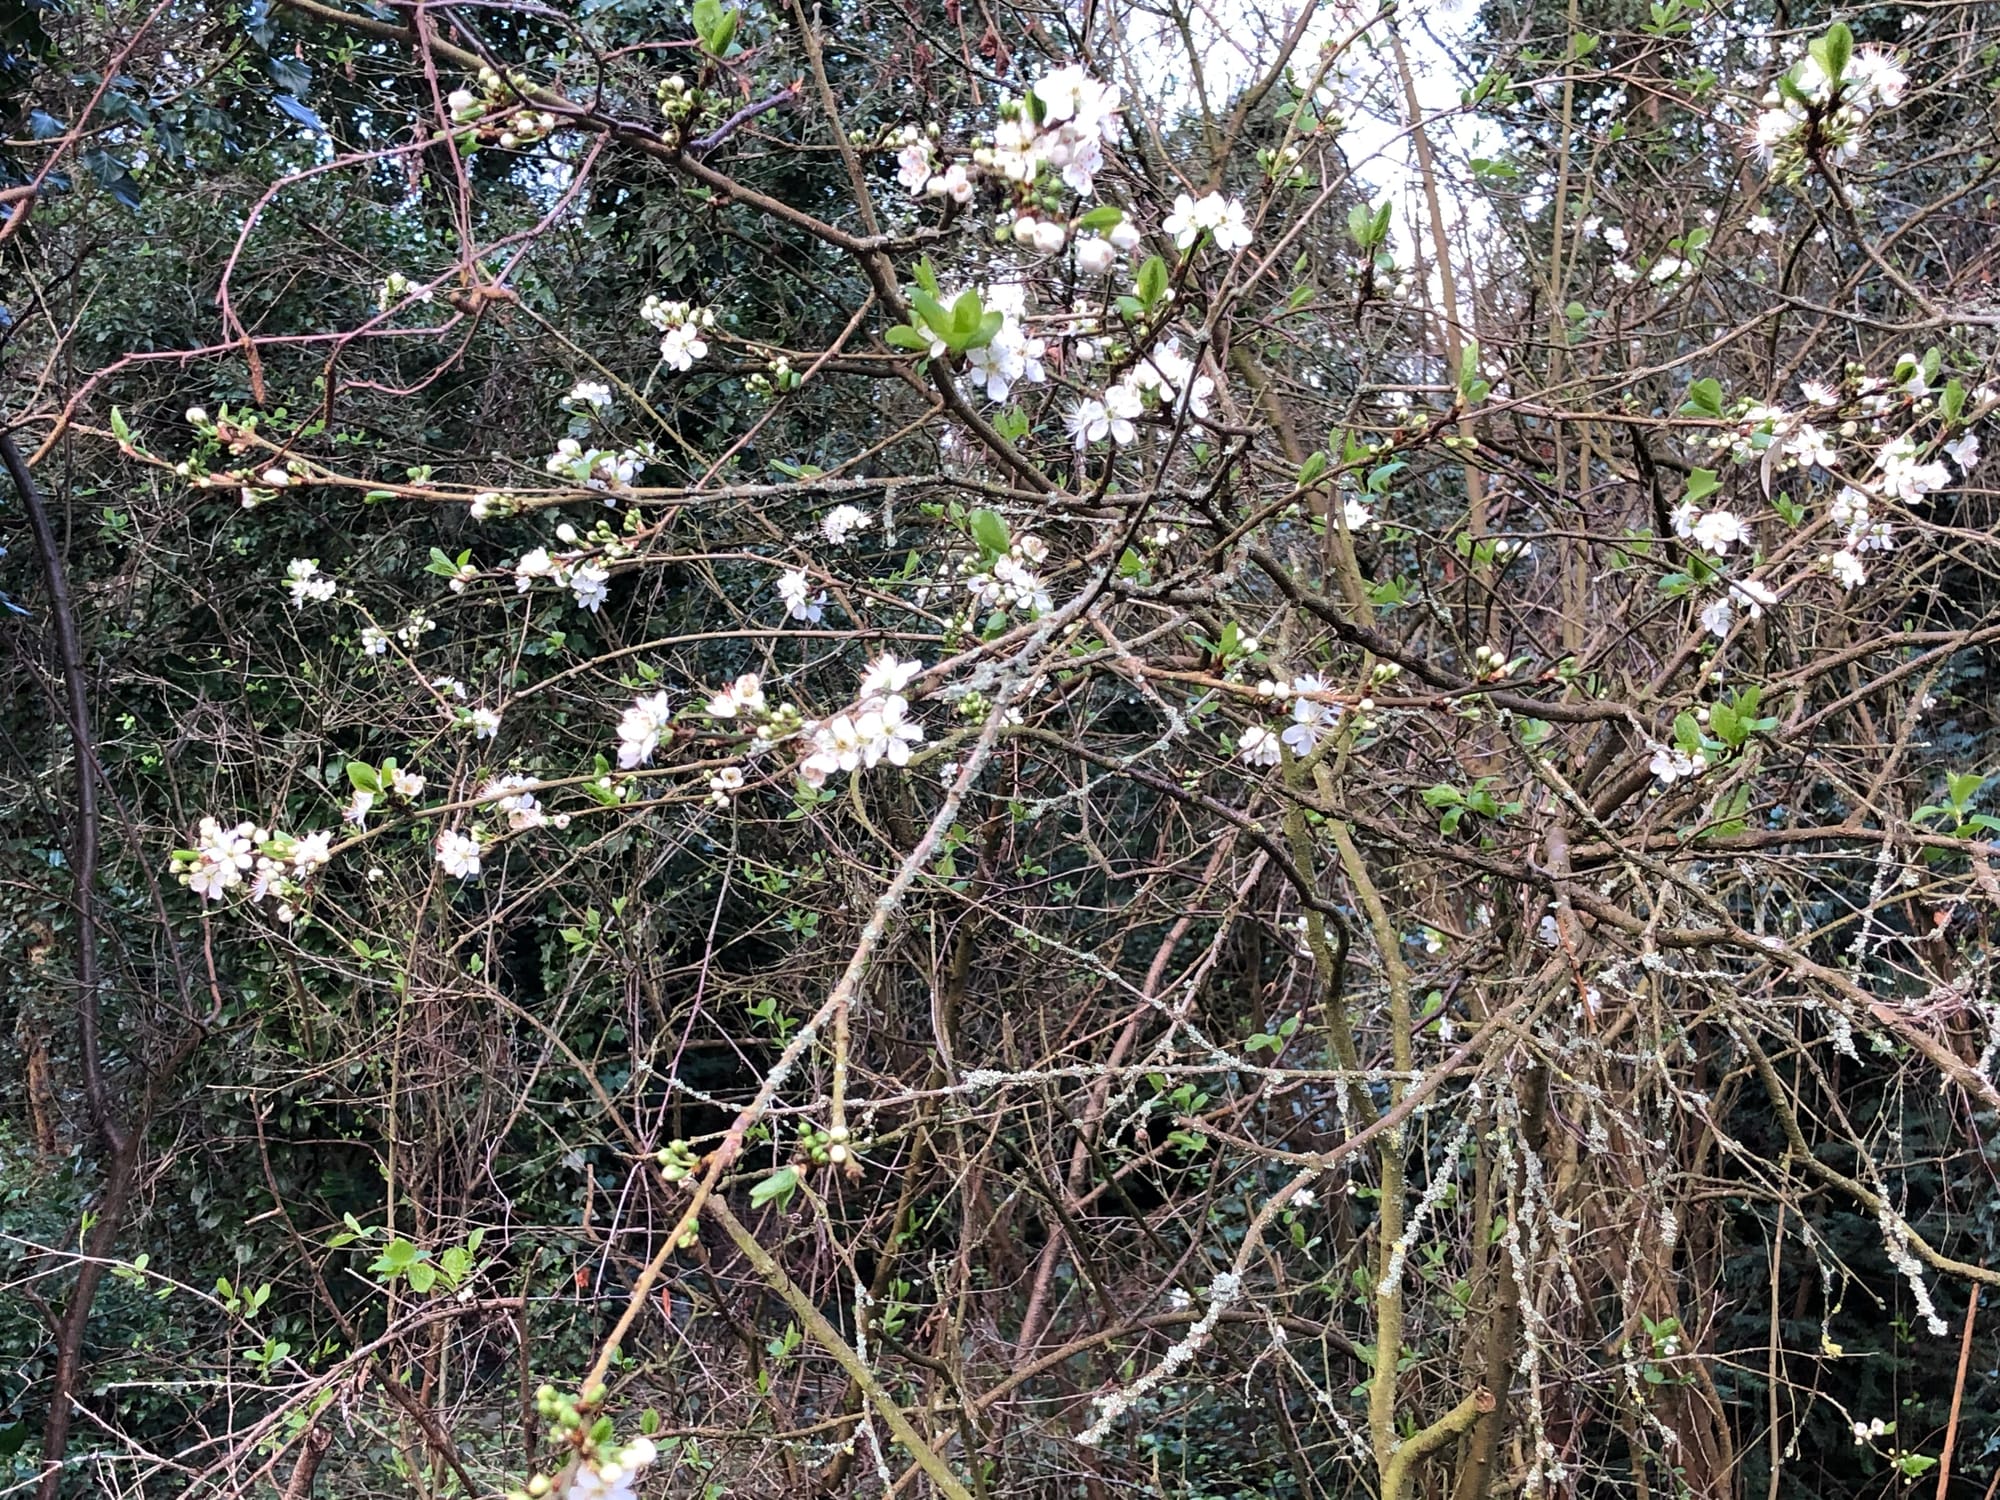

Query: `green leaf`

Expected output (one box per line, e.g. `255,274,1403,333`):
1295,450,1328,487
1709,698,1740,747
82,148,143,210
1683,468,1721,507
1681,378,1724,417
966,309,1004,352
1457,340,1485,401
1674,711,1703,758
1810,21,1852,85
369,1238,426,1278
885,324,933,352
949,289,984,345
910,289,951,339
692,0,738,53
749,1166,799,1211
1942,377,1967,421
1076,205,1123,232
1135,254,1168,309
969,508,1011,558
346,760,381,794
911,257,942,298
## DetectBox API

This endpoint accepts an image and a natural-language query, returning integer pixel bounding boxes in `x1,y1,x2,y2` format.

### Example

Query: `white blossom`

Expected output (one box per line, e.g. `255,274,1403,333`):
1650,746,1706,786
618,690,674,769
820,504,873,544
514,547,556,590
289,830,332,871
641,297,714,371
1876,436,1951,503
1163,191,1251,252
435,829,482,879
777,568,826,623
484,774,546,831
706,673,767,719
896,138,934,193
860,655,924,698
964,314,1047,403
284,559,335,606
1690,509,1744,553
1075,236,1116,276
924,163,973,202
571,562,611,613
1238,724,1281,766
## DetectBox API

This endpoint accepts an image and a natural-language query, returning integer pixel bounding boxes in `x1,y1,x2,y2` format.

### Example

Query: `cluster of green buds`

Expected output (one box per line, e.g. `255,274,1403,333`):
448,68,557,150
796,1121,852,1166
655,1140,698,1182
505,1388,661,1500
1257,142,1308,187
745,355,801,400
376,270,433,313
553,519,632,561
657,74,701,124
749,700,806,751
468,490,523,520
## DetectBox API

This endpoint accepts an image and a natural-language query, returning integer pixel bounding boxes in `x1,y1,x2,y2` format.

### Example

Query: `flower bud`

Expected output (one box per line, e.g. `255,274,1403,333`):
1075,236,1115,276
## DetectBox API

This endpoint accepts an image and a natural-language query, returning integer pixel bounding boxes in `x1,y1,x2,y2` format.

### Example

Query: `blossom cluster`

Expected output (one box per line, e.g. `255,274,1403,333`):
170,818,333,922
799,656,926,786
1066,339,1214,447
639,297,713,371
617,690,674,770
1239,674,1343,766
1162,191,1253,253
1752,32,1907,176
284,558,336,606
969,66,1122,198
558,1436,658,1500
819,504,873,545
957,532,1052,619
1698,576,1777,638
776,567,826,623
343,761,426,830
543,437,654,495
446,66,557,149
963,282,1047,402
514,527,627,612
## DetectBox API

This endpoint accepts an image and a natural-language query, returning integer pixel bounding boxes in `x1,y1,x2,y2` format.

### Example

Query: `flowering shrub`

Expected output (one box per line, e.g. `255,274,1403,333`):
6,3,2000,1499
